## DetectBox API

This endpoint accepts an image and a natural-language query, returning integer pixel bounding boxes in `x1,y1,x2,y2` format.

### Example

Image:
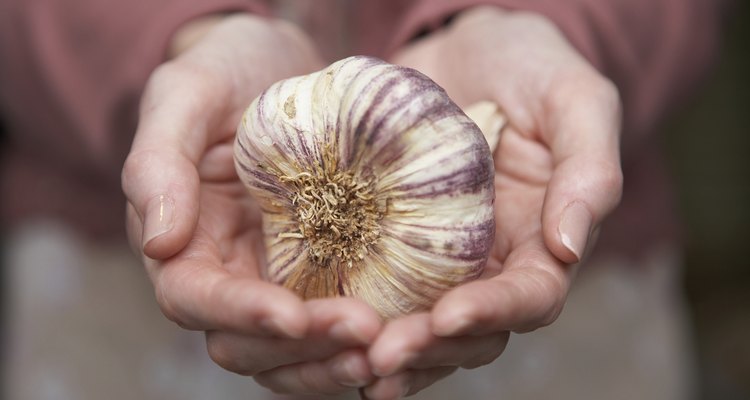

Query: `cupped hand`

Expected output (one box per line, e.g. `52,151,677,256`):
365,7,623,398
121,14,381,395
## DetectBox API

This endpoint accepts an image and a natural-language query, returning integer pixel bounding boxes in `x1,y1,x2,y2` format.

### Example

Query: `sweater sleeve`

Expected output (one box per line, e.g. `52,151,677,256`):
0,0,270,237
0,0,270,159
387,0,728,151
384,0,732,258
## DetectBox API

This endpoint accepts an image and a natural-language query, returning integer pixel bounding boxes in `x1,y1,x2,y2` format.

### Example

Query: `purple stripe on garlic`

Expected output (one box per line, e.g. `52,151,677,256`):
234,56,498,320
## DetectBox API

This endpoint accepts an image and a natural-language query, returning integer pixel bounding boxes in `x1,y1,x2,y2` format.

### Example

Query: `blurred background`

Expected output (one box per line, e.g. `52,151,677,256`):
664,3,750,397
1,2,749,400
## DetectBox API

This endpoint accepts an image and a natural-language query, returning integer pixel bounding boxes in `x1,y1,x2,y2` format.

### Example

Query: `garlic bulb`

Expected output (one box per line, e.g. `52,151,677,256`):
234,56,496,319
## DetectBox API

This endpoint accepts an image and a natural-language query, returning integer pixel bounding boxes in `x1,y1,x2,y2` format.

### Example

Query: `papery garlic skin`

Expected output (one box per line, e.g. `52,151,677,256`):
234,56,495,319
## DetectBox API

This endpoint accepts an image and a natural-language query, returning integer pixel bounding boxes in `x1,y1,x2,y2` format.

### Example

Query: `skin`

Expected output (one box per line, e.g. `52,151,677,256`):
123,13,382,394
122,7,623,399
363,8,623,398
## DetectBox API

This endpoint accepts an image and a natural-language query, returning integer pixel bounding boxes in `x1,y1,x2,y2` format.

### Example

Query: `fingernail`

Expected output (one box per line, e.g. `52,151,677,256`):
330,321,371,344
142,194,175,248
558,201,593,262
332,354,370,387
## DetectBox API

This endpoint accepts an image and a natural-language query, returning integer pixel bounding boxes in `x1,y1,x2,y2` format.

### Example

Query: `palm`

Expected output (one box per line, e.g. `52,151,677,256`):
191,178,265,281
125,9,621,396
359,8,624,397
485,124,555,279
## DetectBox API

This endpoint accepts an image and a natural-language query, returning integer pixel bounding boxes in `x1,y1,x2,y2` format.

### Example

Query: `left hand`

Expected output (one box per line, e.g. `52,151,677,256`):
363,7,623,399
122,14,383,396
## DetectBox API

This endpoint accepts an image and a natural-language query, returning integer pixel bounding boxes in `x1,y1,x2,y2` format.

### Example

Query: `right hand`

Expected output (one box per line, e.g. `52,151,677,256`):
363,7,623,398
121,14,382,395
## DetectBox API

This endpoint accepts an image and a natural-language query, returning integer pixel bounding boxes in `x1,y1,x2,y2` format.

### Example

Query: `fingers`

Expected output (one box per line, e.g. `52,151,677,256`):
206,299,381,395
302,298,382,346
368,314,509,377
254,350,373,395
432,238,572,336
122,62,232,260
540,75,624,263
205,298,381,375
123,15,324,261
122,151,200,260
361,367,457,400
156,265,309,338
147,226,308,337
362,314,506,398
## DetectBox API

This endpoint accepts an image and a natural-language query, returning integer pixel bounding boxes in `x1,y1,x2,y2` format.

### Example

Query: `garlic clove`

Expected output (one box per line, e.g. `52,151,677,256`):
235,56,496,319
464,101,507,153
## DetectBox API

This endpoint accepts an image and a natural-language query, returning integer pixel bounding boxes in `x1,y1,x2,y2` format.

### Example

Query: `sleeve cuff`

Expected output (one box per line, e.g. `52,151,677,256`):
386,0,603,70
126,0,271,86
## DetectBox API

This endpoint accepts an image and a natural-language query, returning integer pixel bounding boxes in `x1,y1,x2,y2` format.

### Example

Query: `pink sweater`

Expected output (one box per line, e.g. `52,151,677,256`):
0,0,727,258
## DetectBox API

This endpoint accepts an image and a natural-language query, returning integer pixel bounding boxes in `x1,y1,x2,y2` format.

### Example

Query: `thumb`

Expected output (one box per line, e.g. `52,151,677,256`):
122,149,200,260
541,79,623,264
122,63,226,259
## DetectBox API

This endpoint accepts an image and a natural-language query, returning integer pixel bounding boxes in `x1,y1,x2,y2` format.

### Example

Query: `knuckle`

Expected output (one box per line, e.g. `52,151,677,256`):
602,160,624,186
591,77,623,124
588,77,622,122
591,76,620,104
549,71,622,116
576,74,618,103
590,162,624,208
121,150,155,194
122,147,197,206
120,152,144,197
